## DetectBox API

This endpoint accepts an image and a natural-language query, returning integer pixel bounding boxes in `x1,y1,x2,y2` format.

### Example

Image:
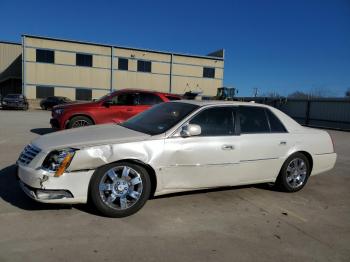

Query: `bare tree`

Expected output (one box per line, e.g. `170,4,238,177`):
262,91,281,98
346,88,350,97
288,91,309,99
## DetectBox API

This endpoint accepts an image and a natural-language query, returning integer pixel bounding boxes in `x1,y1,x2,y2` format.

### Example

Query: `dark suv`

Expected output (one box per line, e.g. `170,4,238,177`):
40,96,72,110
1,94,29,110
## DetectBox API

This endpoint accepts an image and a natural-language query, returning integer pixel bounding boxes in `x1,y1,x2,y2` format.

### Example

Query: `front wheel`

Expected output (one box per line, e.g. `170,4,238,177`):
275,153,311,192
67,116,93,128
89,162,151,217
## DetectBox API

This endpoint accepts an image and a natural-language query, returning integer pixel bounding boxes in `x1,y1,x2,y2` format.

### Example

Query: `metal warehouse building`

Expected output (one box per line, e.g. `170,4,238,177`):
0,35,224,101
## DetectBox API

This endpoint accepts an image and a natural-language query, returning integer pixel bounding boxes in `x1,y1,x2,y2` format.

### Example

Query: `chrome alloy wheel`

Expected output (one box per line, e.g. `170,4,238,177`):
71,120,90,128
286,158,307,189
99,166,143,210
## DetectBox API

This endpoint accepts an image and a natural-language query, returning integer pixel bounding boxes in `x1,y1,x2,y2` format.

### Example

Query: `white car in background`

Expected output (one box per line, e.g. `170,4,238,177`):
17,101,337,217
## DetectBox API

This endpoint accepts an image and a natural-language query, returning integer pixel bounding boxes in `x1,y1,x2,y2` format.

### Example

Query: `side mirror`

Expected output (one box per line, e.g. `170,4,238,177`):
103,100,113,107
180,124,201,137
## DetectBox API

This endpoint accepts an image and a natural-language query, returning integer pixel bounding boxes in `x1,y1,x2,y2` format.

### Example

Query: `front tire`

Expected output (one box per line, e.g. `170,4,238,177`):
67,116,93,128
275,153,311,192
89,162,151,217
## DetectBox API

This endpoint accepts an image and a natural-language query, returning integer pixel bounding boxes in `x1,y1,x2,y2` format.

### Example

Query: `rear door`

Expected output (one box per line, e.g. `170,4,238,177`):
238,106,290,182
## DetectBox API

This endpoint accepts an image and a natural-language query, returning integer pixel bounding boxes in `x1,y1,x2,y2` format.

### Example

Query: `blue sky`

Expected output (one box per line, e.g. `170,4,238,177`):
1,0,349,97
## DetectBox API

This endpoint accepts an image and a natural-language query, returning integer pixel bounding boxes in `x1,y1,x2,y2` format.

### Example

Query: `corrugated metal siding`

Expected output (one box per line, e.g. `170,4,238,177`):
0,42,21,74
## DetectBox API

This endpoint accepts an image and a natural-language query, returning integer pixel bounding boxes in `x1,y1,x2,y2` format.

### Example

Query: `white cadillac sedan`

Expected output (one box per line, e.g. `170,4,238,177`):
17,101,337,217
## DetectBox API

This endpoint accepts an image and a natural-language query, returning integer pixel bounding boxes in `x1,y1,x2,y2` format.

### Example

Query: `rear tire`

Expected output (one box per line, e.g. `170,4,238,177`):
67,116,93,128
275,153,310,192
89,162,151,217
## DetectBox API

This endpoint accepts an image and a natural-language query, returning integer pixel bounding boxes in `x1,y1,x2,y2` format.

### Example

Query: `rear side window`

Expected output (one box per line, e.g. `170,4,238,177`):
189,107,235,136
138,93,163,105
165,95,181,101
239,106,269,134
266,109,287,133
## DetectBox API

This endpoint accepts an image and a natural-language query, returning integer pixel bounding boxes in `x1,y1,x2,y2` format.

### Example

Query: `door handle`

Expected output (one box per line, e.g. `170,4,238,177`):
222,145,235,150
279,141,287,145
126,108,133,112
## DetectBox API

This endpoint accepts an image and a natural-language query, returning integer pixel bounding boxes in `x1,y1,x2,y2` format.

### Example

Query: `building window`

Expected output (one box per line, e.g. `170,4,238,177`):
36,49,55,63
118,58,128,70
76,53,93,67
137,60,152,73
76,89,92,101
36,86,54,99
203,67,215,78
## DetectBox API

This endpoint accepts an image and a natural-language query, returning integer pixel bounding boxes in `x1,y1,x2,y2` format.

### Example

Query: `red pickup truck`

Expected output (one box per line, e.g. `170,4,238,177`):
50,89,181,129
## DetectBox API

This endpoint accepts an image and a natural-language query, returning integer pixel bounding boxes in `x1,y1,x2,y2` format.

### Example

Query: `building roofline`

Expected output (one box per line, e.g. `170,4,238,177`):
22,34,224,60
0,40,21,46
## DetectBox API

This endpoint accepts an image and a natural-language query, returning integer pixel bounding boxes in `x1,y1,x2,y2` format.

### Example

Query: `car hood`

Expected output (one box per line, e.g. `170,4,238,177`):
53,101,97,110
32,124,151,152
3,98,23,102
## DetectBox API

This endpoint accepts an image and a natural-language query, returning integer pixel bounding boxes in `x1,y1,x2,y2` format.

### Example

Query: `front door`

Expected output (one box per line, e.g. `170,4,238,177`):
160,106,241,190
100,93,139,124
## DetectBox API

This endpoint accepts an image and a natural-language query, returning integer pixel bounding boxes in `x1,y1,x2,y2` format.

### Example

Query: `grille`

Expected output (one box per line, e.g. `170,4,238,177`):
18,144,41,165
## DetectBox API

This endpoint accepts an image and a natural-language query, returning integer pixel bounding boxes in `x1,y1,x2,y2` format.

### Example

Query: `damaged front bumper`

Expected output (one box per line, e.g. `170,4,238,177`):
17,162,95,204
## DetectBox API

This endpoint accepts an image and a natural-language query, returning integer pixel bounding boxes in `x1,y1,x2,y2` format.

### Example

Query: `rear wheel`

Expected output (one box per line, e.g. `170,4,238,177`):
275,153,310,192
89,162,151,217
67,116,93,128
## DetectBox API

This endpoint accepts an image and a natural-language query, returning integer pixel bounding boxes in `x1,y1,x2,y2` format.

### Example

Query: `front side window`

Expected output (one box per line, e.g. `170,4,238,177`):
121,102,199,135
137,60,152,72
138,93,163,105
36,49,54,63
110,93,138,106
76,53,93,67
239,106,270,134
189,107,235,136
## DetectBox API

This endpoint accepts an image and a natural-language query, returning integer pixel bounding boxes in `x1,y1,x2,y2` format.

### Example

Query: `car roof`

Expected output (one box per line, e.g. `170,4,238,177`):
114,89,180,96
172,99,273,108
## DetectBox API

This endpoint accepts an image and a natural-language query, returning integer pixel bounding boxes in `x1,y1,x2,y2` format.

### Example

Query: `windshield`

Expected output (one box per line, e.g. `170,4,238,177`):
96,93,113,102
121,102,199,135
5,94,22,99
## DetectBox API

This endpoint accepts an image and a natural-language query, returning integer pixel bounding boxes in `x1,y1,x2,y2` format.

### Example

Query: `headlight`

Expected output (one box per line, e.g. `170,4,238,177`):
2,101,7,105
42,148,77,177
54,109,64,115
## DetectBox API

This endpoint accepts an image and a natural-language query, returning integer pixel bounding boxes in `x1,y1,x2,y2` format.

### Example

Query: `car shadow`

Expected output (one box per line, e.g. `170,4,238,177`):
152,183,278,200
30,128,55,135
0,164,71,211
0,164,280,216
